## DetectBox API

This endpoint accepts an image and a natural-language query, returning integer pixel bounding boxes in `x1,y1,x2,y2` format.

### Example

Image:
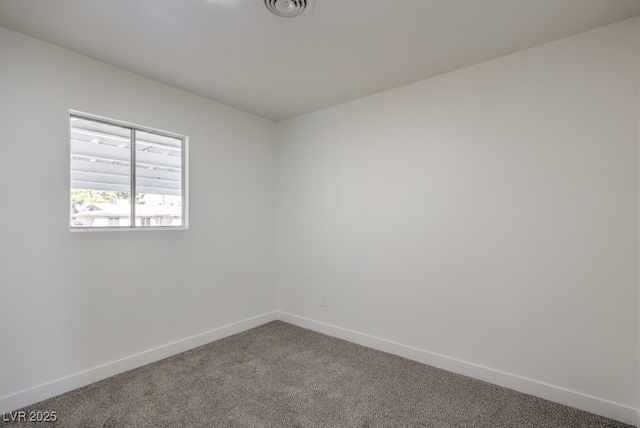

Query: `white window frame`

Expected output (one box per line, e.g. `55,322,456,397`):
69,110,189,231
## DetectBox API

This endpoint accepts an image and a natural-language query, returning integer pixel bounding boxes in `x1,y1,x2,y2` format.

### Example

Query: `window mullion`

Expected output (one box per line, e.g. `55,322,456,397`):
130,128,136,228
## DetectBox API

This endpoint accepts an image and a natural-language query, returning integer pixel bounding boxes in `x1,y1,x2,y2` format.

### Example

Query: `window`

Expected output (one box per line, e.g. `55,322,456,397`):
70,112,187,230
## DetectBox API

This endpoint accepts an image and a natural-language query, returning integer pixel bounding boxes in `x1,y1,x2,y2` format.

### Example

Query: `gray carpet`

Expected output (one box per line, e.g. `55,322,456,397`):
1,321,632,427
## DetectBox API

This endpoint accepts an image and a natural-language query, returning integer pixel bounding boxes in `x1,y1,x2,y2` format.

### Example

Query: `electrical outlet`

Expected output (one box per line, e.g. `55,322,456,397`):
320,293,327,307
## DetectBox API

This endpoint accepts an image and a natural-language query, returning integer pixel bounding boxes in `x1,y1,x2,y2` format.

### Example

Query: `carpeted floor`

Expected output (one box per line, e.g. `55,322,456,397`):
1,321,632,427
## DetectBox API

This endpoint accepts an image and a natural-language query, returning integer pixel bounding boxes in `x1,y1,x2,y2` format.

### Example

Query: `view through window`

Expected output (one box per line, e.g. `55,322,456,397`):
70,114,186,229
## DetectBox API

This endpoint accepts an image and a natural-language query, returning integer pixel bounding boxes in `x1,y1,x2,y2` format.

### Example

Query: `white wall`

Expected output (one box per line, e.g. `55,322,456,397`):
277,18,639,422
1,15,639,425
0,27,277,408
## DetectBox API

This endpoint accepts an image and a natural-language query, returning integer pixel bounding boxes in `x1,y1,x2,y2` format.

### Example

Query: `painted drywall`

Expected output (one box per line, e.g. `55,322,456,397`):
0,27,276,405
1,14,638,424
276,17,639,419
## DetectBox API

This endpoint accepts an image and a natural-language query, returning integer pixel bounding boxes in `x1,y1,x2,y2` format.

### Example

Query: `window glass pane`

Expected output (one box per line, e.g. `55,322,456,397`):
70,117,131,228
135,130,183,227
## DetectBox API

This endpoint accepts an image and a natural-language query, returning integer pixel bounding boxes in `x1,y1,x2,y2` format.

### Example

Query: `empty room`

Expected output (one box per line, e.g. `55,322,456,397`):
0,0,639,426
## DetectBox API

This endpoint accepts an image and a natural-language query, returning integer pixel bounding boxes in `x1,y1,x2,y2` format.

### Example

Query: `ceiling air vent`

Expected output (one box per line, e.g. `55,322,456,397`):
258,0,314,18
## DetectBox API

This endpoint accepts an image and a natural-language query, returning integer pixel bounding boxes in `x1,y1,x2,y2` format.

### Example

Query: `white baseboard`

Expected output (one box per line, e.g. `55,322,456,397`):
0,311,278,414
2,310,636,426
277,311,638,427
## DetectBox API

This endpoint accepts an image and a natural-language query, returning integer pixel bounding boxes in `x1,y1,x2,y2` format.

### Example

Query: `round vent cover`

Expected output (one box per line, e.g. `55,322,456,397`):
258,0,314,18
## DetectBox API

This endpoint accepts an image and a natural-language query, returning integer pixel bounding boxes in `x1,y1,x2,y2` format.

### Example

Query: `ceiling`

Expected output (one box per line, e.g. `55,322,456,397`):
0,0,639,122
